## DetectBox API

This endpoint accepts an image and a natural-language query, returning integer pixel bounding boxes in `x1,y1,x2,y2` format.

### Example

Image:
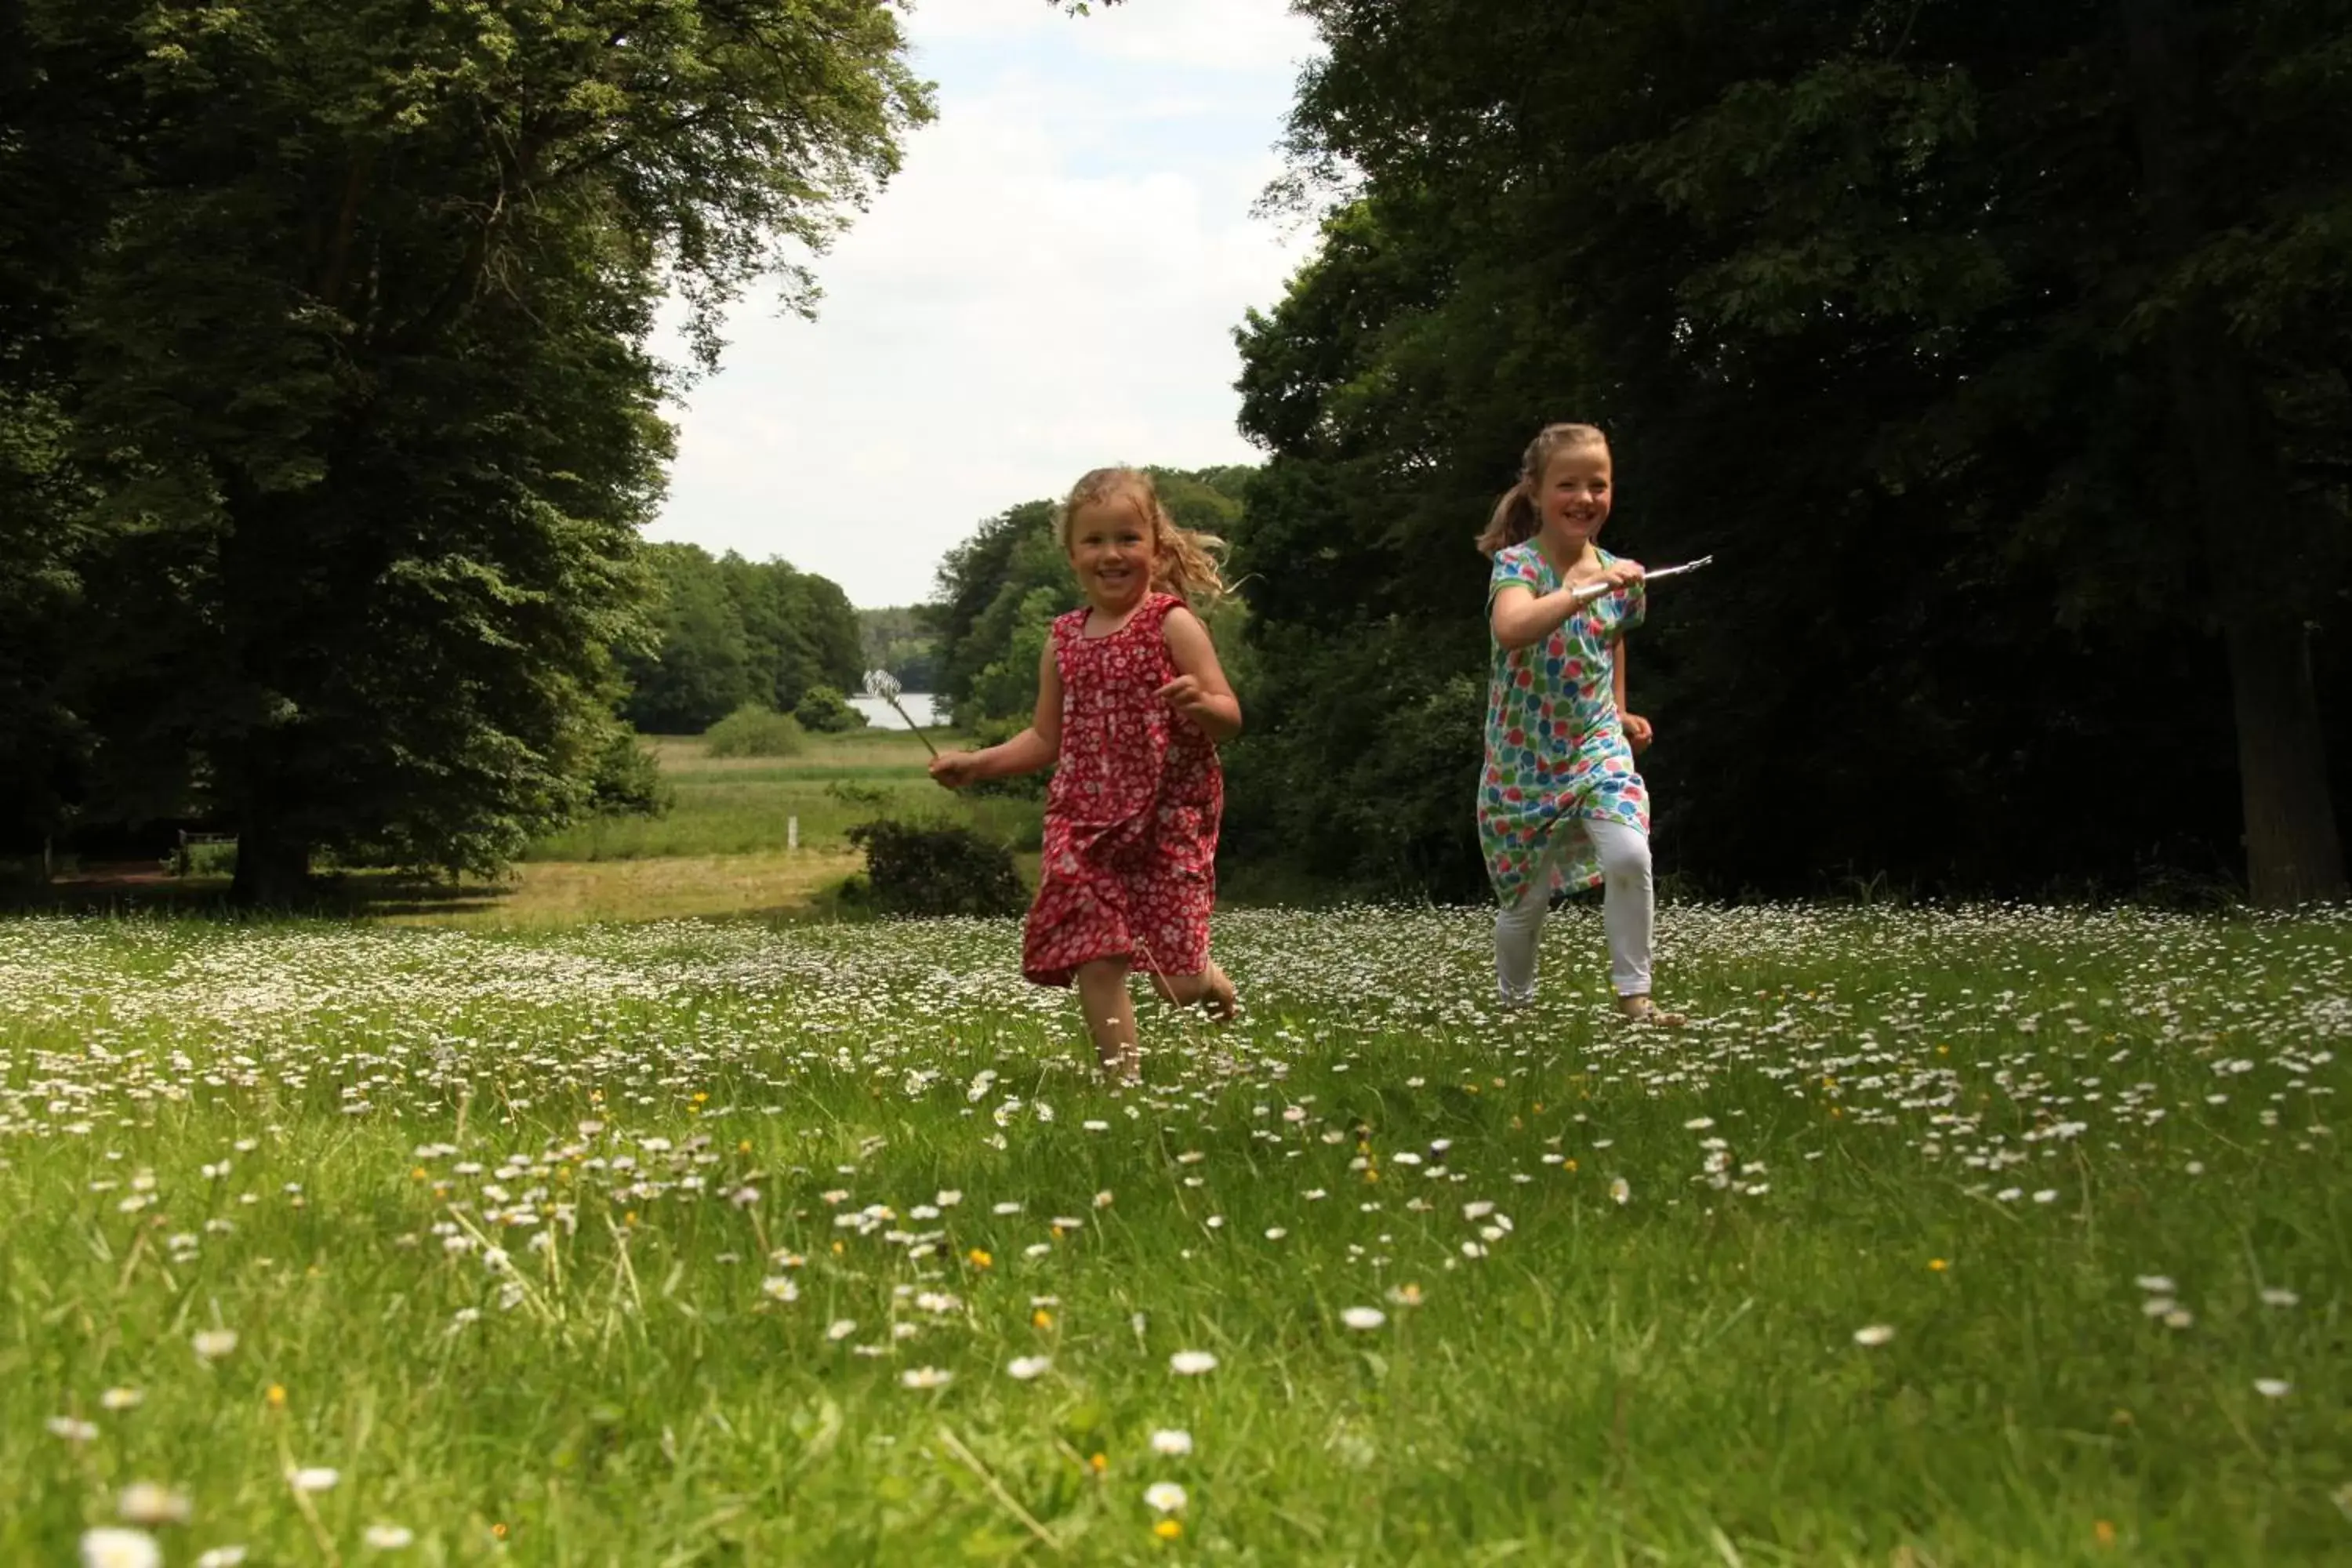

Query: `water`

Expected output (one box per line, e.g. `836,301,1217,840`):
848,690,945,731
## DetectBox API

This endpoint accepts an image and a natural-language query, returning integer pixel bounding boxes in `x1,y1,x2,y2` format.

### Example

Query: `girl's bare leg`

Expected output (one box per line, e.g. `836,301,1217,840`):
1073,959,1142,1080
1149,961,1239,1022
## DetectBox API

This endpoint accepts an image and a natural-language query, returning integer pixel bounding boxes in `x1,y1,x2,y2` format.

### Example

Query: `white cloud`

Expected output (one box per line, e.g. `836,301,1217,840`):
645,0,1323,608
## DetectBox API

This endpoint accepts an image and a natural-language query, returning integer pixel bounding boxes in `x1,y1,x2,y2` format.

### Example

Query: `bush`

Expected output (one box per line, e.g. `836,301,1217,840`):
793,684,869,734
586,729,673,817
825,780,893,813
846,817,1025,918
702,704,806,758
170,839,239,878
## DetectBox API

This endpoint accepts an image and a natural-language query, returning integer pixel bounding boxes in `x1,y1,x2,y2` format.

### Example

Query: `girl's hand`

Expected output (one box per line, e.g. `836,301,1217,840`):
1156,674,1218,728
1604,559,1646,591
1621,712,1654,754
929,751,984,789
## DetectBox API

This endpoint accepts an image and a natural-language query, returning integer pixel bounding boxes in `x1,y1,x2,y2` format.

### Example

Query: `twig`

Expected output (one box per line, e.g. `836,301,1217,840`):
937,1425,1063,1553
863,671,941,757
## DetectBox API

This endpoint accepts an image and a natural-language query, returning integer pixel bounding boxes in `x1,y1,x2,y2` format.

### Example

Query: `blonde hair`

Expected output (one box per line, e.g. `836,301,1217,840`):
1057,466,1229,605
1475,423,1610,557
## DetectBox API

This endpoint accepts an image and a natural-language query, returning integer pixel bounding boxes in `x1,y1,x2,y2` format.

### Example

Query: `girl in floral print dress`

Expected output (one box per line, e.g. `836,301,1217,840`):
931,467,1241,1080
1479,423,1684,1025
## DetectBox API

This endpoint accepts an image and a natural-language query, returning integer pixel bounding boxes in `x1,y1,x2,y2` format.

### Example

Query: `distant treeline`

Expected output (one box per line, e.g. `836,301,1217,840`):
619,543,866,735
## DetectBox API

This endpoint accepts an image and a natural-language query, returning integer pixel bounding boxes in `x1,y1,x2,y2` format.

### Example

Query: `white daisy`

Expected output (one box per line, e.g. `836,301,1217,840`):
80,1529,162,1568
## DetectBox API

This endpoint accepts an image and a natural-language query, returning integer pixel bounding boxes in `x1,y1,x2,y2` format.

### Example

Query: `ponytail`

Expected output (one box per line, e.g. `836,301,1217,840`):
1475,423,1609,557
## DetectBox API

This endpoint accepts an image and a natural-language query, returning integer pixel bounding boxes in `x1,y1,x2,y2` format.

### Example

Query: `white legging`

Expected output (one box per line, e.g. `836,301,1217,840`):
1494,816,1653,1004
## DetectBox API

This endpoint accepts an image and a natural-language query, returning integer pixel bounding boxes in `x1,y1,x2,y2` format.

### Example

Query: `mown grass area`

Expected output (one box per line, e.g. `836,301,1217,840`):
7,727,1038,928
3,905,2346,1564
523,730,1037,865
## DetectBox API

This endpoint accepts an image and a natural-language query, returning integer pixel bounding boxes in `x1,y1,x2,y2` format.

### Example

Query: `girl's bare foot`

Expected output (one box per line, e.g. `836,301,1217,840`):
1617,994,1687,1027
1203,964,1240,1023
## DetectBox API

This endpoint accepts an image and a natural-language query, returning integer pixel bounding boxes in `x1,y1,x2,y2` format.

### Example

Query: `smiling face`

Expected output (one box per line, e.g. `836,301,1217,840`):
1065,492,1156,615
1537,440,1613,553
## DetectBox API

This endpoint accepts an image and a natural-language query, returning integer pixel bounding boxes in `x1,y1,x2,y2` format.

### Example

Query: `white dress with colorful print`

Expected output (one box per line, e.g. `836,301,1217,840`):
1479,542,1650,906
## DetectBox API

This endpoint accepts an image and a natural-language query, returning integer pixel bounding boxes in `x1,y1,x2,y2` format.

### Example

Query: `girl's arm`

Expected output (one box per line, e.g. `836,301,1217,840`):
1490,560,1644,651
929,641,1062,787
1613,636,1654,753
1156,606,1242,743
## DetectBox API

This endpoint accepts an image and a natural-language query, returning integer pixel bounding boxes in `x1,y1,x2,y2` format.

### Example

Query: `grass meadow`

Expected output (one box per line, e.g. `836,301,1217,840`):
524,735,1040,868
3,901,2347,1565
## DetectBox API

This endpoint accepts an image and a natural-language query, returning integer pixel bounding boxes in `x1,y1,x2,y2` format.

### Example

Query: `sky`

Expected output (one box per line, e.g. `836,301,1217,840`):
644,0,1327,609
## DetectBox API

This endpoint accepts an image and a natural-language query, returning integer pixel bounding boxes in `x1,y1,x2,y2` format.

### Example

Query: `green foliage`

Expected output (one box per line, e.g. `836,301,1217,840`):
793,684,868,735
702,705,806,760
1217,0,2350,902
844,817,1025,918
620,545,866,734
585,730,671,820
858,605,942,691
622,544,754,734
1,0,930,901
169,839,238,879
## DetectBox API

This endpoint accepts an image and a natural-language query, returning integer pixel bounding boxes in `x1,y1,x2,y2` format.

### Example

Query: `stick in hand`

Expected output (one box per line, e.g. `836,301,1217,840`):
863,669,940,758
1564,554,1716,611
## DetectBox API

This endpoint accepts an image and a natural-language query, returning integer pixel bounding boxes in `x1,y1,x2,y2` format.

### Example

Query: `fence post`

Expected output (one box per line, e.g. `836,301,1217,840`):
788,816,800,852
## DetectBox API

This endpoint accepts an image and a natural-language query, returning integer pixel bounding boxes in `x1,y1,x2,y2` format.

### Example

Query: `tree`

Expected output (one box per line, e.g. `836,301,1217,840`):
621,545,753,734
858,605,943,690
1226,0,2348,902
15,0,930,902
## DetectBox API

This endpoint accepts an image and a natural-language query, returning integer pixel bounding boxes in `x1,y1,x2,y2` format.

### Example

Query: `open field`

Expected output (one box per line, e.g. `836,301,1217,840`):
15,727,1040,929
522,732,1036,867
3,903,2346,1563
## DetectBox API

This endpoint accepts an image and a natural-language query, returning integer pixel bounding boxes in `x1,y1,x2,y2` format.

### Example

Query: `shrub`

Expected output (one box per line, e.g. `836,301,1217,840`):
825,780,893,813
171,839,239,878
586,729,673,817
793,684,868,734
846,818,1025,918
702,704,806,758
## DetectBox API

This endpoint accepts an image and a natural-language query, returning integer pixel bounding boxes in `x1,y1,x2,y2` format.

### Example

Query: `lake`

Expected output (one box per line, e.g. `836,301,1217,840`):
847,690,945,731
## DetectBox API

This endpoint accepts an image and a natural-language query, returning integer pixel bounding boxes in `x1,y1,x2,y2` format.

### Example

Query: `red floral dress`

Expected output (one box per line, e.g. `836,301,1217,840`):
1022,593,1223,986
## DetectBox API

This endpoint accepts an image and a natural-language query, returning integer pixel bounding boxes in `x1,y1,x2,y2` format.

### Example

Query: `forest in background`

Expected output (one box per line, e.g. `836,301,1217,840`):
0,0,924,900
928,0,2352,909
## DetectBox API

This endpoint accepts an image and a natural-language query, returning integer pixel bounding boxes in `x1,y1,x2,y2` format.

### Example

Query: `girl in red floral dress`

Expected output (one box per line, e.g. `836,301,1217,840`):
930,467,1241,1081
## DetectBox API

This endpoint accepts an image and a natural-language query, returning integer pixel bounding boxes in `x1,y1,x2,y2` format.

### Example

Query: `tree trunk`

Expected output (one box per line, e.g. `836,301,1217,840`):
229,760,311,908
2122,0,2348,905
230,815,310,907
2221,618,2345,904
